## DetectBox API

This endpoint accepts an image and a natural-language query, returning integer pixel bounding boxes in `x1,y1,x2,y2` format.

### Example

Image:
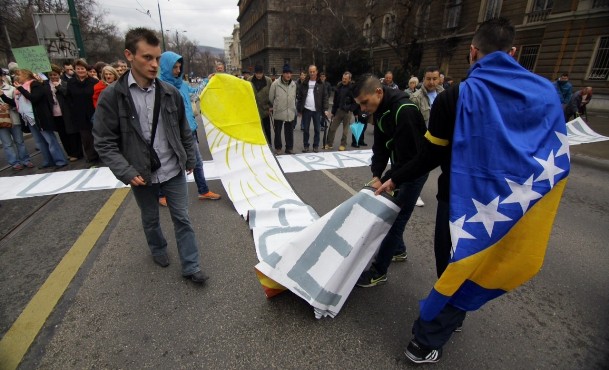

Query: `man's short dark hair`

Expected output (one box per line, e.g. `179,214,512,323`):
353,74,381,97
63,60,73,67
125,28,160,55
472,17,515,55
424,66,440,74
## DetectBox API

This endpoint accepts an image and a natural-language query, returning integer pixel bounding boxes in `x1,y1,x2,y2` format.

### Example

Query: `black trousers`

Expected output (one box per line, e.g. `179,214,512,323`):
412,303,466,350
261,116,272,146
434,200,452,278
273,119,294,151
411,199,466,350
54,116,83,158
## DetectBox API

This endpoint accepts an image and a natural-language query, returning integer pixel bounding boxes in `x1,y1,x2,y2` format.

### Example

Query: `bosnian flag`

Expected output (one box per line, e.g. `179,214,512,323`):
420,52,570,321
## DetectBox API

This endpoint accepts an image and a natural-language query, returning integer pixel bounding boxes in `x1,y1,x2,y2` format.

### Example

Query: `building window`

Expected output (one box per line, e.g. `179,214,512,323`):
483,0,502,21
527,0,552,23
381,58,389,73
587,36,609,80
363,16,373,44
414,3,431,38
381,12,396,42
592,0,609,8
518,45,540,71
444,0,462,30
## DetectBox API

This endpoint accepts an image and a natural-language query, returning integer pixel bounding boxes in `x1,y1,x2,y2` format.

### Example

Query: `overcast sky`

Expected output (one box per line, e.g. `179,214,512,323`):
101,0,239,49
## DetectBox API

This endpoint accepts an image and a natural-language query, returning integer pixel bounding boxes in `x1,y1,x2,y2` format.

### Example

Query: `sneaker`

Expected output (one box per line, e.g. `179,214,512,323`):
12,164,24,171
392,252,408,262
158,196,167,207
275,149,282,155
356,269,387,288
405,339,442,364
198,191,221,200
416,197,425,207
68,156,79,162
324,145,333,150
303,147,310,153
338,145,346,151
313,147,319,153
24,162,35,168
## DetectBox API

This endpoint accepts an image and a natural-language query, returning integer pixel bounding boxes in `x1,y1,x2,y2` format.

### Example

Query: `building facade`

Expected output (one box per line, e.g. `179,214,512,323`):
237,0,361,76
229,24,242,74
361,0,609,107
237,0,608,106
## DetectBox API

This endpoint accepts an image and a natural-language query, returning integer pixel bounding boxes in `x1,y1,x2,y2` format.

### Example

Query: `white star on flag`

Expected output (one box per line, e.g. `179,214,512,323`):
501,175,543,214
555,131,570,160
450,215,476,252
466,196,512,237
534,150,565,188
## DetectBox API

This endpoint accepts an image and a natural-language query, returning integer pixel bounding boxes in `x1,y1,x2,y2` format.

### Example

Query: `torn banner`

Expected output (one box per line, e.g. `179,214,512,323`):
199,74,400,318
255,187,400,318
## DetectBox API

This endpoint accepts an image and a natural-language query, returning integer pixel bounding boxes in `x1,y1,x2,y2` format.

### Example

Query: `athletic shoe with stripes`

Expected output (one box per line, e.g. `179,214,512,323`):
392,251,408,262
355,269,387,288
405,339,442,364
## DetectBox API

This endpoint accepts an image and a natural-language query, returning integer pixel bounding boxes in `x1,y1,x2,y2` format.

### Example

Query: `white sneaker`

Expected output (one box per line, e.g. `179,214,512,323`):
416,197,425,207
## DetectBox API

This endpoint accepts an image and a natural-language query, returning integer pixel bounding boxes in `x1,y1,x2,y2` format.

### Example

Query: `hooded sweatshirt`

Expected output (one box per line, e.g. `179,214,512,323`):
159,51,197,132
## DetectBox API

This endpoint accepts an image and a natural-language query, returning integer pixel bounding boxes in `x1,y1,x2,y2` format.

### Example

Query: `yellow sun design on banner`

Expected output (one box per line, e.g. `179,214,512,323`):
199,74,297,216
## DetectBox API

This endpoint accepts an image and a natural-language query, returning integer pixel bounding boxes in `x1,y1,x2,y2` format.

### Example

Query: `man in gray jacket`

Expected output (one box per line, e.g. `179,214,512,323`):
269,64,296,154
93,28,208,284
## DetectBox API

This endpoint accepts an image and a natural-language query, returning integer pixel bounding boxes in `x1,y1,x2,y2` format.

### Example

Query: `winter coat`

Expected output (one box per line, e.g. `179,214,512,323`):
247,75,273,119
159,51,198,132
66,76,97,130
269,77,297,122
296,78,329,113
55,80,77,134
409,84,445,124
17,80,56,131
331,82,357,115
93,72,195,185
370,87,427,184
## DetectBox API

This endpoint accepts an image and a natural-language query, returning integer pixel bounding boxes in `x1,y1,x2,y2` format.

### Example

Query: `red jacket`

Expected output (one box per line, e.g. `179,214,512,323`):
92,80,107,108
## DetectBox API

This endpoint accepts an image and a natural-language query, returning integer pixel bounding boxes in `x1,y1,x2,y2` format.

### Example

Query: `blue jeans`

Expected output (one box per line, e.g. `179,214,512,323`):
372,173,429,275
301,109,321,148
0,125,31,166
131,172,201,275
192,131,209,195
28,123,67,166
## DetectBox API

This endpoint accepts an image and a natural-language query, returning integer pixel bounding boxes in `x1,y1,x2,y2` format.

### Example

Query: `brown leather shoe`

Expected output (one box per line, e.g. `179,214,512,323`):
152,254,170,267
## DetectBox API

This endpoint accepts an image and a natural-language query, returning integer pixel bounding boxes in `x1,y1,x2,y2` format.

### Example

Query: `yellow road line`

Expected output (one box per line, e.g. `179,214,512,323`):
0,188,130,370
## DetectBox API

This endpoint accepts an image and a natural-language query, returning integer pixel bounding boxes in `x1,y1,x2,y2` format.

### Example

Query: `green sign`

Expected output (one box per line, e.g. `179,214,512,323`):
12,46,52,73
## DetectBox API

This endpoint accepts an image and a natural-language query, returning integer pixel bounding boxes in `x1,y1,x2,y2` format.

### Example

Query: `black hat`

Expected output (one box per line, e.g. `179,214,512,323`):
282,64,292,73
254,65,263,73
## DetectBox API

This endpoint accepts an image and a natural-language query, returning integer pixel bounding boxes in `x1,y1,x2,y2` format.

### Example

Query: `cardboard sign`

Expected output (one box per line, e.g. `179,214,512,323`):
12,46,52,73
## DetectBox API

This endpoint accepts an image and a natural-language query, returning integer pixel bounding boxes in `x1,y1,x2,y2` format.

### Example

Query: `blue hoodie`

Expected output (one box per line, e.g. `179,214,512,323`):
159,51,197,131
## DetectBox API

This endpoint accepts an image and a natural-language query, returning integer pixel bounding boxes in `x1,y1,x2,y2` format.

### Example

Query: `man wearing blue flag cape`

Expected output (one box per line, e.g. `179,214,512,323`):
375,18,570,363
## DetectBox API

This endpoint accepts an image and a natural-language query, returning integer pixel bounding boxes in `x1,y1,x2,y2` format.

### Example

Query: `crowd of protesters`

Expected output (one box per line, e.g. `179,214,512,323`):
0,59,128,171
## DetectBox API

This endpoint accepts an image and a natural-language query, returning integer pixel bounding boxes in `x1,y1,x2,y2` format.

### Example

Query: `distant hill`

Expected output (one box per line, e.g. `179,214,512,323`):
197,45,224,56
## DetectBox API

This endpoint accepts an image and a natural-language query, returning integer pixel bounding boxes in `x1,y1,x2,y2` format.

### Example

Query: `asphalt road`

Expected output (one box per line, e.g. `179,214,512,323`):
1,114,608,369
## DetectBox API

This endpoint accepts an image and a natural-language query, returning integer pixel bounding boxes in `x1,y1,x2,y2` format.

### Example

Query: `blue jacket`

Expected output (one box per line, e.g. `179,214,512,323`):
159,51,197,132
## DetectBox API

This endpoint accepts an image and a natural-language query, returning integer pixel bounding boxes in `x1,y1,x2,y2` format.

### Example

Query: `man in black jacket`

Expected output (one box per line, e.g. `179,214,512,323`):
296,65,329,152
325,71,357,151
352,74,429,287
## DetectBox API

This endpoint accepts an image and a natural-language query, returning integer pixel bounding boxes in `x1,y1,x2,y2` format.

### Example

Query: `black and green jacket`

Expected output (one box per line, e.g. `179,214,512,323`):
370,86,427,185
